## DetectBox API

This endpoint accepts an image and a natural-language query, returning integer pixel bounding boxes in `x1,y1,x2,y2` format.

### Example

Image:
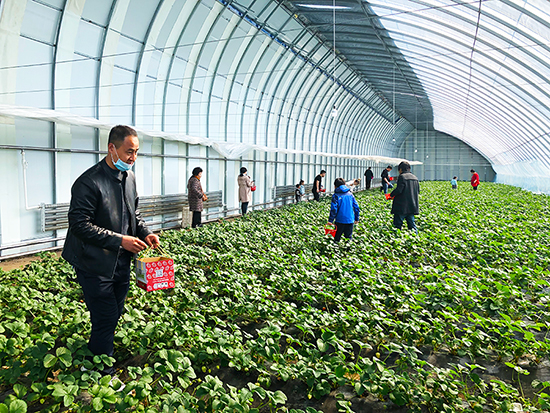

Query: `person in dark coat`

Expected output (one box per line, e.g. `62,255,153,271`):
312,170,326,201
328,178,360,242
364,167,374,189
389,161,419,234
187,167,207,228
62,125,159,375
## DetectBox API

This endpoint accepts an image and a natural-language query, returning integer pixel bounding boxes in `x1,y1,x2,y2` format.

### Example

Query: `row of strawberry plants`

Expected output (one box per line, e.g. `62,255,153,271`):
1,182,550,412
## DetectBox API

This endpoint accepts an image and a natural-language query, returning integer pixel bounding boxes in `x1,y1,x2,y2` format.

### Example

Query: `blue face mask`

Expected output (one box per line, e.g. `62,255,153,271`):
110,151,133,171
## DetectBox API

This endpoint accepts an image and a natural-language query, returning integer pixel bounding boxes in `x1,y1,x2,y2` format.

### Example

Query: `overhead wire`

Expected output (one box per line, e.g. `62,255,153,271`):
2,28,548,74
461,0,483,138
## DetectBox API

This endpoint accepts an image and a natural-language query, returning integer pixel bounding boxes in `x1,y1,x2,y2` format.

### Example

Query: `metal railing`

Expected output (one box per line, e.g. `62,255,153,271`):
41,203,70,232
272,183,313,200
40,191,224,232
1,188,368,259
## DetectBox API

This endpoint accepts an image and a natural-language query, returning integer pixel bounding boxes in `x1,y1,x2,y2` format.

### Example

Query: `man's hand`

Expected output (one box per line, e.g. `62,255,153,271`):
121,236,148,253
145,234,160,248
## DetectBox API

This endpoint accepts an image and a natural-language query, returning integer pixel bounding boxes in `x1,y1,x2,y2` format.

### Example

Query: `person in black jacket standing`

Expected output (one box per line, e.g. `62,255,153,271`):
381,165,393,194
62,125,159,375
364,167,373,189
312,170,326,201
389,161,419,234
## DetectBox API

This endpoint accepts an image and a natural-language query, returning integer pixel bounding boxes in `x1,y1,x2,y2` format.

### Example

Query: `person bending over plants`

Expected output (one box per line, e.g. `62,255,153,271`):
389,161,420,234
327,178,360,242
345,178,361,192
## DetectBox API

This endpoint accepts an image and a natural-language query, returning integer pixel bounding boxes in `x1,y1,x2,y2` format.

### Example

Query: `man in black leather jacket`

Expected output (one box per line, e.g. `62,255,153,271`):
62,125,159,374
389,161,420,234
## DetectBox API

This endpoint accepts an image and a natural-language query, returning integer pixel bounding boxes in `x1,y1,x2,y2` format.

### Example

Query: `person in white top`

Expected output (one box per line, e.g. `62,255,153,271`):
237,167,255,216
345,178,361,192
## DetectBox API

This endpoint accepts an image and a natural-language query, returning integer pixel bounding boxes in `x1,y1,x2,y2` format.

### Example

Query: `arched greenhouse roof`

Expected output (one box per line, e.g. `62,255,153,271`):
0,0,549,190
287,0,550,168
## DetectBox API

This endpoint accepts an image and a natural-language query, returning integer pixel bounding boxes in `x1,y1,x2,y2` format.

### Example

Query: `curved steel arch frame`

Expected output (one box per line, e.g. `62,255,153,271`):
1,0,514,204
364,0,550,167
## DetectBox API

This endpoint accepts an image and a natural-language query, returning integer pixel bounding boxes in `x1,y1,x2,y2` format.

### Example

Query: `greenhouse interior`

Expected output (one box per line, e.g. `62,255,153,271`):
1,0,550,412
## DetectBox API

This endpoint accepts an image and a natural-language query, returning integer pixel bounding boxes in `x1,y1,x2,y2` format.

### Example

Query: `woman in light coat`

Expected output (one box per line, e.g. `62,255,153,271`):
237,167,254,216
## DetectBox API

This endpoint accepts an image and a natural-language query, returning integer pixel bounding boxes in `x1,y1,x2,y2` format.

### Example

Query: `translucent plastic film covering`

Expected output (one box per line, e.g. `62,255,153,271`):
287,0,550,192
1,0,431,254
493,161,550,195
364,0,550,169
0,0,416,161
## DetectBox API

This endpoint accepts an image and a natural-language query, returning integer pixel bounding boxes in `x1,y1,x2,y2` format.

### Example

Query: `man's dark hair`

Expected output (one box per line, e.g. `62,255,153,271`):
296,184,300,188
334,178,346,187
192,167,203,176
320,170,326,174
398,161,411,173
367,167,371,169
470,169,475,173
109,125,137,148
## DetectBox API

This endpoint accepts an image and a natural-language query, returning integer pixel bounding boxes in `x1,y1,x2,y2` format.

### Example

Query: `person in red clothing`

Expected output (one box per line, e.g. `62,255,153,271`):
470,169,480,190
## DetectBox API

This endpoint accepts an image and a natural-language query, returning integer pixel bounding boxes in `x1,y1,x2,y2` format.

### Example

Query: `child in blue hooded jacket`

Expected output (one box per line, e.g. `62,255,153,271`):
328,178,360,242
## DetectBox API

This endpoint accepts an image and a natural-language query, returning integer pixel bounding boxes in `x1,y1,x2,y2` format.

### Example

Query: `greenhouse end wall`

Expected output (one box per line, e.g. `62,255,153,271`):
398,130,496,183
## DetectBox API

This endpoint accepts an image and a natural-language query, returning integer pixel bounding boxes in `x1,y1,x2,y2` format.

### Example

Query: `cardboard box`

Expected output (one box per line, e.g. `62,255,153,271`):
135,256,175,292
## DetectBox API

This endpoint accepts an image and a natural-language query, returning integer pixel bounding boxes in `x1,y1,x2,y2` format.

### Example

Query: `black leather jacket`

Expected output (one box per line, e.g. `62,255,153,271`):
62,158,152,277
390,172,420,216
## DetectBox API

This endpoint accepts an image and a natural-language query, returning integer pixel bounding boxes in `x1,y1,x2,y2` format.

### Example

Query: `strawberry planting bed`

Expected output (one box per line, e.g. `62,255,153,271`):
1,182,550,412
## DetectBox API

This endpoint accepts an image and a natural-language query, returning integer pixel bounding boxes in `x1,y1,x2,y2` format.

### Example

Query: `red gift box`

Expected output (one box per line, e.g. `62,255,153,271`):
136,256,175,292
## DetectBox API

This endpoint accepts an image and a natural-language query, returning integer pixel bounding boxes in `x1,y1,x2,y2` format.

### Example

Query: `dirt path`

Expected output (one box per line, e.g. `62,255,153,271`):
0,250,62,272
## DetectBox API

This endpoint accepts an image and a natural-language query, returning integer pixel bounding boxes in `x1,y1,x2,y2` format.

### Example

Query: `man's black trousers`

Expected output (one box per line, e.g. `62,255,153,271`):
76,253,131,368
